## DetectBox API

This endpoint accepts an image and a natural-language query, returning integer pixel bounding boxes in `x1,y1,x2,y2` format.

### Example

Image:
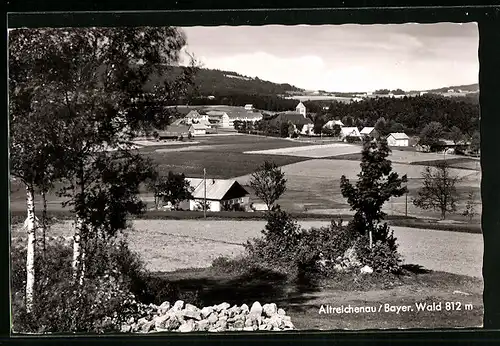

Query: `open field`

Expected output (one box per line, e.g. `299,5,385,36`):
244,143,363,158
234,159,480,217
10,133,482,221
12,220,483,278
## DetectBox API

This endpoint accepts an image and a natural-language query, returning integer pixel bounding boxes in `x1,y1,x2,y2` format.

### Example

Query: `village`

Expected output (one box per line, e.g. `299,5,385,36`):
8,23,486,335
133,100,476,215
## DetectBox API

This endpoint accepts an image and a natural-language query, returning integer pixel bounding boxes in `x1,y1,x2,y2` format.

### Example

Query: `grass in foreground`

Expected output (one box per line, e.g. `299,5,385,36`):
149,265,483,330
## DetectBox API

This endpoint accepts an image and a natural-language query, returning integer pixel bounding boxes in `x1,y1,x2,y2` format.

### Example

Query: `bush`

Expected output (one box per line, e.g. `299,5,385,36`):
354,228,402,274
242,210,358,279
11,236,147,334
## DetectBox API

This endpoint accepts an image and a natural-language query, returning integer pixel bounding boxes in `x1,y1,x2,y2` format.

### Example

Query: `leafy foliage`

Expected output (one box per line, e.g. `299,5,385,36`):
413,162,460,220
146,171,194,210
11,237,144,333
419,121,446,151
462,190,477,222
250,161,287,210
340,137,408,242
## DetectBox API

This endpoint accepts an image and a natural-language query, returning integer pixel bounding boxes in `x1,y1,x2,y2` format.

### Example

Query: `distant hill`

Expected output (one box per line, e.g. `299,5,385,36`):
422,83,479,93
145,66,304,97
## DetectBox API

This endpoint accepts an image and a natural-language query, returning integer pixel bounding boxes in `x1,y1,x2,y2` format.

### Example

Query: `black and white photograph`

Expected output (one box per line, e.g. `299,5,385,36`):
8,21,483,333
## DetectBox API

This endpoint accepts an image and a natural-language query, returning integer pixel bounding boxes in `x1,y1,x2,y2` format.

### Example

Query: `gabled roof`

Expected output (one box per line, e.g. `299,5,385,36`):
388,132,409,140
163,125,190,134
360,127,375,134
195,119,211,126
296,101,306,109
186,110,201,118
186,178,249,201
341,127,362,136
324,120,344,128
190,124,209,130
234,112,263,120
269,112,313,126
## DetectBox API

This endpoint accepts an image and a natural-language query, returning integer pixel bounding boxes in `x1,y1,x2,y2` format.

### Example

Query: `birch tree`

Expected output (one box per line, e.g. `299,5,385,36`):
9,27,198,283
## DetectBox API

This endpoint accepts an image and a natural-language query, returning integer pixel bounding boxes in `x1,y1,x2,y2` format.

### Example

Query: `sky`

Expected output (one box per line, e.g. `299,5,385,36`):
179,23,478,93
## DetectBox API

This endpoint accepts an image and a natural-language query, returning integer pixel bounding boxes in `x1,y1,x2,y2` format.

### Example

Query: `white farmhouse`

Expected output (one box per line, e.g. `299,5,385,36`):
178,178,250,212
301,123,315,136
189,123,209,136
340,127,362,141
295,102,307,117
185,110,209,125
244,104,254,111
386,132,410,147
323,119,344,129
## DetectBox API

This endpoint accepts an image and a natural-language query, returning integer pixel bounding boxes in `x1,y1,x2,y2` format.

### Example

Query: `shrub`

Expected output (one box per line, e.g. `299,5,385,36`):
355,230,402,274
11,236,146,333
243,210,357,279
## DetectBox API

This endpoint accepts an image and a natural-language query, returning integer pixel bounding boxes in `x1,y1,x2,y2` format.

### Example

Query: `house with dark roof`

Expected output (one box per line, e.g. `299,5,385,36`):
178,178,250,212
268,112,313,128
360,127,380,138
158,125,190,139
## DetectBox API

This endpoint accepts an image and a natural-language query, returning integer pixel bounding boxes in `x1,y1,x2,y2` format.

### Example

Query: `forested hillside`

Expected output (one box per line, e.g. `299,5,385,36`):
316,94,479,137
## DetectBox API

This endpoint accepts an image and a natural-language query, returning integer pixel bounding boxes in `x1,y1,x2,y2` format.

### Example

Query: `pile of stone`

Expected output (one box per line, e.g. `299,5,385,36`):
317,246,374,274
121,301,295,333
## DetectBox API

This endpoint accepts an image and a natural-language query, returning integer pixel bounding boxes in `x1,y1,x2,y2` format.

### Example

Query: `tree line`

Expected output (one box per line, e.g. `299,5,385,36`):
9,27,197,314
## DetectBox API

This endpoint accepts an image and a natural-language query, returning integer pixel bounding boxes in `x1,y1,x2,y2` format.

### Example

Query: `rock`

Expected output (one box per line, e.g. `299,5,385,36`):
360,265,374,274
207,312,218,324
250,301,263,316
197,319,210,331
183,304,202,320
233,320,244,329
227,305,240,317
268,315,282,329
163,317,181,330
215,319,227,330
333,263,345,272
243,326,254,332
201,306,214,319
240,304,250,314
158,301,171,314
234,313,246,321
178,320,195,333
343,246,361,267
141,321,155,333
121,324,132,333
283,315,291,322
284,320,294,329
171,300,184,312
263,303,278,317
216,302,231,312
154,314,171,330
137,317,148,327
277,308,286,316
244,318,253,327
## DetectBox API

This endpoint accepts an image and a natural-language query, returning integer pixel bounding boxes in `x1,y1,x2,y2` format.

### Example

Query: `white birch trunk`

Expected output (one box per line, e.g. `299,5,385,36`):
72,217,83,281
25,185,36,313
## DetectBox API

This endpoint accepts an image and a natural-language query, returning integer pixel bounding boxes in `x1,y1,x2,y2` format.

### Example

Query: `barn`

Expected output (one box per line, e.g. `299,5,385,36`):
386,132,410,147
179,178,250,212
340,127,362,141
189,124,209,136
